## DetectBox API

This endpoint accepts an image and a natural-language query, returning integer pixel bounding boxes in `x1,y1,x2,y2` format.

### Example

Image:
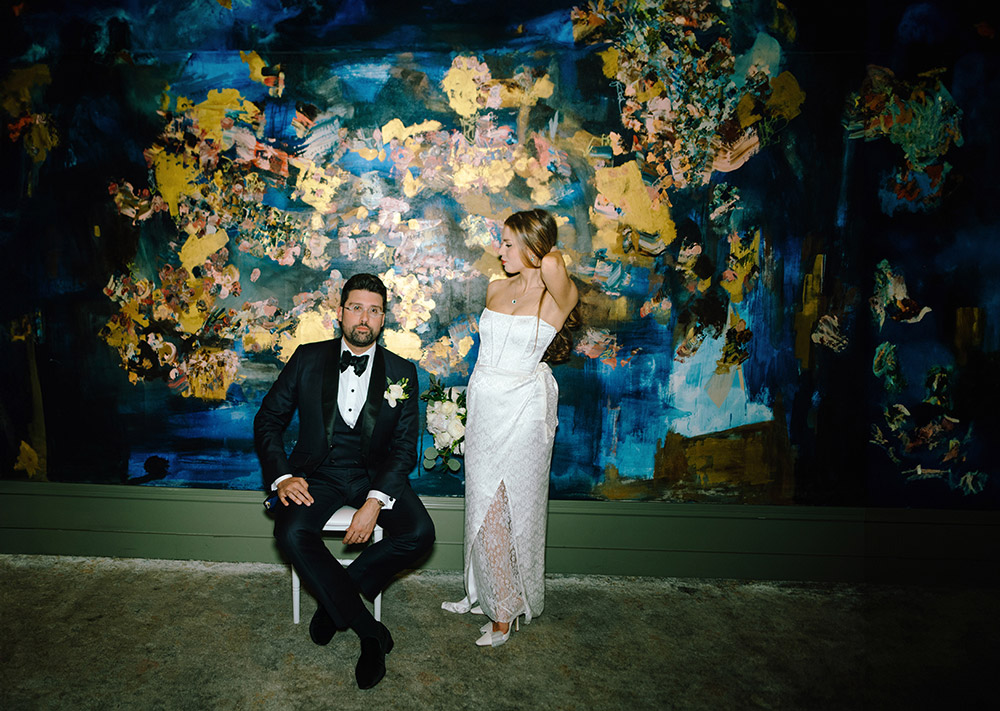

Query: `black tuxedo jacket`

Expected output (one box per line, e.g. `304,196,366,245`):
253,338,419,500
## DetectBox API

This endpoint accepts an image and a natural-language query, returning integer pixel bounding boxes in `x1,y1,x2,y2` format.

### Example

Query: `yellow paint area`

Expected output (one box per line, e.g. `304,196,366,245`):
353,146,386,162
608,296,630,322
24,118,59,166
530,183,554,204
954,306,984,354
595,161,676,243
721,229,761,303
473,251,504,278
513,148,556,204
294,159,348,212
101,318,137,353
736,93,762,129
382,269,437,331
302,231,333,270
381,118,443,143
568,128,604,159
635,80,666,104
588,211,625,255
176,297,209,335
685,433,774,487
772,1,798,43
149,149,202,217
184,348,240,400
189,88,260,145
767,71,805,121
179,230,229,273
499,74,554,108
403,169,426,198
276,309,339,362
442,57,490,119
14,440,43,479
240,51,267,84
121,297,151,328
1,64,51,117
595,422,792,500
794,254,825,368
243,325,279,353
419,334,474,376
452,160,514,193
599,48,620,79
383,329,424,361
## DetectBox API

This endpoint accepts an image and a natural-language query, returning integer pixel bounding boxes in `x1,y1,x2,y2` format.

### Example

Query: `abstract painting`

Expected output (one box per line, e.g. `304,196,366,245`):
2,0,997,508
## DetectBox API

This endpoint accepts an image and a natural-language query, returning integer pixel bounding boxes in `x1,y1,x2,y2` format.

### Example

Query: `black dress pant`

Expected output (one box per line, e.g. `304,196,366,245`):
273,469,435,631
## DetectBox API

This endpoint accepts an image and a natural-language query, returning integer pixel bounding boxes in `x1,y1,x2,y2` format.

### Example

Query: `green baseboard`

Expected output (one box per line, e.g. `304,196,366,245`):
2,481,998,584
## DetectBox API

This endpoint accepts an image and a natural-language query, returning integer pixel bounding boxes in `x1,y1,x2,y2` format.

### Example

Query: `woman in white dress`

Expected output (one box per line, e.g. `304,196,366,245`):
443,208,580,647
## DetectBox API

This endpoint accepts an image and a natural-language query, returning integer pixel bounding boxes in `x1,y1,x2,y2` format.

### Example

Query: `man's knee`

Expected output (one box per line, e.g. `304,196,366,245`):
410,512,436,554
273,515,309,554
387,512,434,556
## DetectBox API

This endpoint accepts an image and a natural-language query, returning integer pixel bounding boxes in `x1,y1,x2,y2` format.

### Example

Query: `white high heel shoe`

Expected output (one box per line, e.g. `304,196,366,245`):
475,617,519,647
441,597,485,615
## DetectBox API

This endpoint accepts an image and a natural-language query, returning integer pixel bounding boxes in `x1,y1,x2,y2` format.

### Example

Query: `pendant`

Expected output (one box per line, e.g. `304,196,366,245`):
512,299,517,304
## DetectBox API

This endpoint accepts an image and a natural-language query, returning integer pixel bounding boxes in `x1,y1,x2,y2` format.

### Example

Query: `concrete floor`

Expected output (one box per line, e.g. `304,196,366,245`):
1,554,995,710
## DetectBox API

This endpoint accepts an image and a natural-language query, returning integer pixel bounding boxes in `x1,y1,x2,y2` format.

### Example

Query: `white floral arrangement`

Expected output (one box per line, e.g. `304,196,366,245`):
384,377,409,408
420,376,467,472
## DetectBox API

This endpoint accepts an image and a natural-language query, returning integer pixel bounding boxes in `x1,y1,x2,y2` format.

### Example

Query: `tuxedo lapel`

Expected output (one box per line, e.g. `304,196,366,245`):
360,346,385,456
321,338,342,446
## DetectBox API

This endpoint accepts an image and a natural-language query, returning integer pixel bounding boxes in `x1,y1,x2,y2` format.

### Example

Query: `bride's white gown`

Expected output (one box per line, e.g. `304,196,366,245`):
448,308,558,625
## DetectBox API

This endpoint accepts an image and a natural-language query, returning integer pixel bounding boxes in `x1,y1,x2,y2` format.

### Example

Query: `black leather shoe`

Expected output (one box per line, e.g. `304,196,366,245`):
355,623,394,689
309,607,337,646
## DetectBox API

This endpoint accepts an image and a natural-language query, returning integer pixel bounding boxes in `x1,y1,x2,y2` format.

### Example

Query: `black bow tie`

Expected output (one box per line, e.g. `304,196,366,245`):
339,351,369,376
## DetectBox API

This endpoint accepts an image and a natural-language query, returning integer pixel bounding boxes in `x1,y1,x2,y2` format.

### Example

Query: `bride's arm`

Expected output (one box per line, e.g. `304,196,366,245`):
539,249,578,313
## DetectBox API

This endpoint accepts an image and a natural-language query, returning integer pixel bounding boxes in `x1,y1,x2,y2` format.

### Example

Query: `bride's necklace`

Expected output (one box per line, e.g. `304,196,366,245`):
510,279,542,305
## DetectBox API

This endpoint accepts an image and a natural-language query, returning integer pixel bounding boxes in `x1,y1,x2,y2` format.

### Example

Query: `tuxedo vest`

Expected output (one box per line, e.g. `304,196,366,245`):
320,407,364,470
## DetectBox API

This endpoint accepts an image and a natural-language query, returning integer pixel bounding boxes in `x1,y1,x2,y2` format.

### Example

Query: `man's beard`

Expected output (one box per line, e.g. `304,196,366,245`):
344,324,379,348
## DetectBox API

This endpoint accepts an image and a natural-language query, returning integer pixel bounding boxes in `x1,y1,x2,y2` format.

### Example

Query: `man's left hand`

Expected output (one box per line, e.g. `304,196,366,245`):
343,498,382,544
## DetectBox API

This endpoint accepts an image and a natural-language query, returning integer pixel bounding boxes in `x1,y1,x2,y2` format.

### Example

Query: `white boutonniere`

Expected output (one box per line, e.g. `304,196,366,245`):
384,377,410,408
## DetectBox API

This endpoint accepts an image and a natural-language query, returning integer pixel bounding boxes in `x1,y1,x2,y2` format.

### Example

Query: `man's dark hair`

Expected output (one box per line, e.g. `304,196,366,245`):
341,273,388,310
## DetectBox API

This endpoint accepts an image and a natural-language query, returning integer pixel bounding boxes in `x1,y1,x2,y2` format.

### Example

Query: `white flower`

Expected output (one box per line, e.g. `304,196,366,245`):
447,419,465,439
440,400,459,416
434,431,454,450
426,412,448,435
384,377,409,408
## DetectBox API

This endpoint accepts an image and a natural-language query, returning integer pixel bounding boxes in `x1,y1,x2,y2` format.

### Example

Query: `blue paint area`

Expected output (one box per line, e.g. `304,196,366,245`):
339,147,396,176
878,167,948,215
263,102,303,143
333,61,393,103
666,330,773,438
168,53,264,100
516,10,576,47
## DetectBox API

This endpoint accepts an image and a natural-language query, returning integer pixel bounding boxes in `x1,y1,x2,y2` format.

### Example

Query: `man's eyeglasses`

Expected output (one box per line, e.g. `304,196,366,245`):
343,304,384,317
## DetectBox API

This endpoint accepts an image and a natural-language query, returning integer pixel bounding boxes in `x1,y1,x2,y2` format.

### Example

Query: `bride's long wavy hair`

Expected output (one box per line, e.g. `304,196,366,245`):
504,209,581,364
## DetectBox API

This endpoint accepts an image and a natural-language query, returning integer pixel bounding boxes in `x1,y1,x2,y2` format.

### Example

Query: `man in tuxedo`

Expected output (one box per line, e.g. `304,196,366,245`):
254,273,435,690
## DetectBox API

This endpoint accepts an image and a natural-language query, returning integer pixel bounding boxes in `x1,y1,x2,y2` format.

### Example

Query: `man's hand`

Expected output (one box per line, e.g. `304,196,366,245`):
343,497,382,544
276,476,314,507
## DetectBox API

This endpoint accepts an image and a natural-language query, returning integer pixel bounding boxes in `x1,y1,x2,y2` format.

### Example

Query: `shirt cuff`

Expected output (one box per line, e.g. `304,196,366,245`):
367,490,395,510
271,474,292,491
